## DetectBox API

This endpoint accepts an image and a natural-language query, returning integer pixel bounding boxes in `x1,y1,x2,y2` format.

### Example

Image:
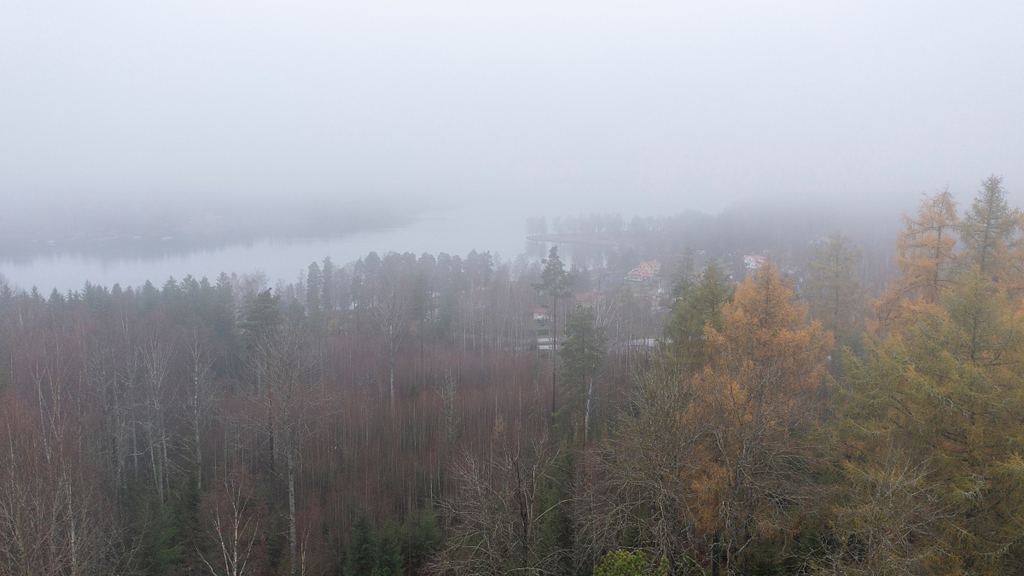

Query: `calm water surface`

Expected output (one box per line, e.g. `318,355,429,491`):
1,205,534,293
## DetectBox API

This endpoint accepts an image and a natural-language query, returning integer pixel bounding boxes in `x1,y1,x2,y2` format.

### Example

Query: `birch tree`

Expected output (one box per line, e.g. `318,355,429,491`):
140,340,174,504
248,317,325,576
181,319,216,493
372,285,407,409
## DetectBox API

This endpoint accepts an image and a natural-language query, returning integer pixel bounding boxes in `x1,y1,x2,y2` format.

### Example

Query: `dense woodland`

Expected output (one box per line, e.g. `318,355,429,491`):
3,177,1024,576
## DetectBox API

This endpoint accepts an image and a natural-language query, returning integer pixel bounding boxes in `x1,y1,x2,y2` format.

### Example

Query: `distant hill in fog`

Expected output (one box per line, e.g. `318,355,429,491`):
0,195,423,263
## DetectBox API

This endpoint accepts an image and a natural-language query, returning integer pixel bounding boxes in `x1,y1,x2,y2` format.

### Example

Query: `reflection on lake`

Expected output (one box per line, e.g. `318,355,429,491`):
0,205,535,293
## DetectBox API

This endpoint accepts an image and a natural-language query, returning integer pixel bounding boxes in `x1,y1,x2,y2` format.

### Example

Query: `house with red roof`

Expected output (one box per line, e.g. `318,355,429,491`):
533,308,550,325
639,260,661,275
625,260,661,283
744,255,765,270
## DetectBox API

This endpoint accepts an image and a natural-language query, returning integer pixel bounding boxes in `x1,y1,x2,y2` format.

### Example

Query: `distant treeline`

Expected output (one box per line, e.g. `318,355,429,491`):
0,196,419,263
0,244,659,576
3,177,1023,576
528,197,906,292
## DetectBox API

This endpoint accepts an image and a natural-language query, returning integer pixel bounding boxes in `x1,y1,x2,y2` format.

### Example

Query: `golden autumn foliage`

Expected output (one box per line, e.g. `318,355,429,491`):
688,262,832,572
872,189,958,336
577,263,834,575
8,179,1024,576
840,242,1024,574
875,177,1024,338
835,182,1024,569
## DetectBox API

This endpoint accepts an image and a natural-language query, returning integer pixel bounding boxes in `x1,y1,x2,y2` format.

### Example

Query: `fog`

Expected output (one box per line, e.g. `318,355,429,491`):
1,0,1023,285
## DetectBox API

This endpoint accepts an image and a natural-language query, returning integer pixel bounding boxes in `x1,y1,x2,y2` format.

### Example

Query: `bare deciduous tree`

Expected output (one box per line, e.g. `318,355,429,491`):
1,328,117,576
573,370,701,573
198,463,266,576
180,320,216,493
140,340,174,504
372,286,407,408
430,417,563,576
246,318,326,576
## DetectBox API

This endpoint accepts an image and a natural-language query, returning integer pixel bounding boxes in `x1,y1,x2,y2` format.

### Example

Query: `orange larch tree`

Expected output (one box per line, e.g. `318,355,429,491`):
872,189,958,336
689,262,832,575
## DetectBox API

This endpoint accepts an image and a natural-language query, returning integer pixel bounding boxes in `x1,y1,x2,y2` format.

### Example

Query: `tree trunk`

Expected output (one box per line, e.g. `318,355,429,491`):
161,422,171,500
149,424,164,503
68,479,79,575
711,532,720,576
194,397,202,492
550,296,558,421
288,448,298,576
390,353,396,409
132,424,139,477
584,376,593,447
267,389,276,475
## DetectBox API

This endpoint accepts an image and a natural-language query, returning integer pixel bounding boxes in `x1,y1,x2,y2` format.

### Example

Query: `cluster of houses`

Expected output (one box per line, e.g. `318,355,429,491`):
743,254,765,277
532,259,666,350
527,253,796,352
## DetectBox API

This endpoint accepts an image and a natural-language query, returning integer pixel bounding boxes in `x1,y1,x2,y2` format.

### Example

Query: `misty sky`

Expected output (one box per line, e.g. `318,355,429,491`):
2,0,1022,222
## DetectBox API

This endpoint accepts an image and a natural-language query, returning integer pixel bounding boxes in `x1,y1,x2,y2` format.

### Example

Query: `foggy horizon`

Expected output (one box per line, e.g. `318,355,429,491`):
2,1,1023,291
3,1,1022,229
6,4,1024,574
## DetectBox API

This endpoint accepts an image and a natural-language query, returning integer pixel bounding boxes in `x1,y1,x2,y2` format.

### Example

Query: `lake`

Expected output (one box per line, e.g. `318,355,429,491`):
0,204,540,294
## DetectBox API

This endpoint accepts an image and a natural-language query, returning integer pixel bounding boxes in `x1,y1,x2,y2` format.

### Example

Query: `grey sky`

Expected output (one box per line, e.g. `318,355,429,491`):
2,0,1022,221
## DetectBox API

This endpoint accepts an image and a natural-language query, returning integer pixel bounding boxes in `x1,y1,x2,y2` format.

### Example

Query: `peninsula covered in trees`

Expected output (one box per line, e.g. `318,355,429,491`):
3,177,1024,576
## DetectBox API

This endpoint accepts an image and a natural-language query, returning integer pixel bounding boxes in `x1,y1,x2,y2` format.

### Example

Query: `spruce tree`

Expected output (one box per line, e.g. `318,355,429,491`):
804,230,867,344
557,304,607,444
958,175,1022,288
662,261,733,373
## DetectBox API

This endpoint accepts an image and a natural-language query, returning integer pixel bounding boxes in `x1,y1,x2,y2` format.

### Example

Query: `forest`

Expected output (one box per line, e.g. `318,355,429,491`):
2,176,1024,576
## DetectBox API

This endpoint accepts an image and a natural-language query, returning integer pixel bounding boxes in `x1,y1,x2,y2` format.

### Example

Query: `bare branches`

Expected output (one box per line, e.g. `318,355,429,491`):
0,380,117,576
198,463,266,576
430,417,563,576
372,285,408,407
181,320,217,493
